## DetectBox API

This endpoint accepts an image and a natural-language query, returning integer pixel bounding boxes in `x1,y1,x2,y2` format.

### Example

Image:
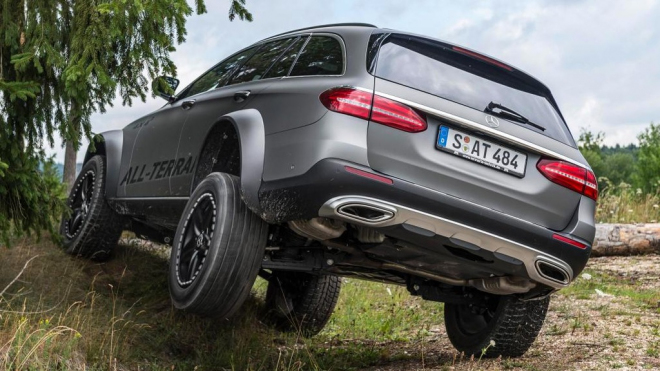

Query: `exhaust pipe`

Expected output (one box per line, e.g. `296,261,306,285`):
337,203,394,223
535,260,570,285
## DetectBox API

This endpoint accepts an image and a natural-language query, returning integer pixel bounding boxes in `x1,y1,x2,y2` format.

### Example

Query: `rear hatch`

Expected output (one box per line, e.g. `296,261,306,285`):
366,32,588,230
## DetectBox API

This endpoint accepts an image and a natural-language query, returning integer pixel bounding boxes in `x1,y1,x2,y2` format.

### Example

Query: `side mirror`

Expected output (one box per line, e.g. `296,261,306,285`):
152,76,180,102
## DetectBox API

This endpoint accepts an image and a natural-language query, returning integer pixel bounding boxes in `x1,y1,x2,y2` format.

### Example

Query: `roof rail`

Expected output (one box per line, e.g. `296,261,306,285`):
264,23,377,40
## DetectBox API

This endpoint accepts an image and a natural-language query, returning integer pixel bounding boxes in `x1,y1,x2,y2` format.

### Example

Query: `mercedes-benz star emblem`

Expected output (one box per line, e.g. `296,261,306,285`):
485,115,500,128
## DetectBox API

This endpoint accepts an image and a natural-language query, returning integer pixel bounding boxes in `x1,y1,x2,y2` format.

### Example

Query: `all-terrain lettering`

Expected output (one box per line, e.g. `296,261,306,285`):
119,155,197,186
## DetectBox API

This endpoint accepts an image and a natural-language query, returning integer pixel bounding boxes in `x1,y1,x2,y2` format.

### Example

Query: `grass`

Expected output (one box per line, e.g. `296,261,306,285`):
560,268,660,309
0,237,449,370
595,180,660,223
2,237,660,370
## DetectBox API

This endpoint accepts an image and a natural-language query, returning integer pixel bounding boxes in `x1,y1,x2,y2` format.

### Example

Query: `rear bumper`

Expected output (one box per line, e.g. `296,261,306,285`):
258,158,594,289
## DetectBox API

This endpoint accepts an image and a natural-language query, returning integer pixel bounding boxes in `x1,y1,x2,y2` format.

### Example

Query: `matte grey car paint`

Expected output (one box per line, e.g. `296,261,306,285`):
368,78,587,231
262,111,370,181
85,24,596,292
124,101,188,197
169,80,264,195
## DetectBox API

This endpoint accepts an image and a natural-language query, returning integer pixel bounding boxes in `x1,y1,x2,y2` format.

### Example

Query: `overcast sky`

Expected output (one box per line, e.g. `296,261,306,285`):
48,0,660,162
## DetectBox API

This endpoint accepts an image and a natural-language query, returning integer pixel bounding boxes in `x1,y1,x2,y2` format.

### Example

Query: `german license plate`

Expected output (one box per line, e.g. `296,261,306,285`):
436,126,527,177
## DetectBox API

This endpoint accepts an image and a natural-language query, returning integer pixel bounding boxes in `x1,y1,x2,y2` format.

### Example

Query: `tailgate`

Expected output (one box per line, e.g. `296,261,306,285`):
366,33,588,230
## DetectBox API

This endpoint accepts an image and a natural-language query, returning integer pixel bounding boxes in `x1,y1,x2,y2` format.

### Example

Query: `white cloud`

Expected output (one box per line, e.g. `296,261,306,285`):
45,0,660,163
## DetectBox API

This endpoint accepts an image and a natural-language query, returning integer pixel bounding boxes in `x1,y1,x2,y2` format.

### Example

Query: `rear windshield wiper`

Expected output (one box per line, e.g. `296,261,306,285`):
485,102,546,131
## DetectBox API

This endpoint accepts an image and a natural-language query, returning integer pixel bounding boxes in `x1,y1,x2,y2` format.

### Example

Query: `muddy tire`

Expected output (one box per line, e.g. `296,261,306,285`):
59,155,123,261
168,173,268,318
444,294,550,358
265,272,341,337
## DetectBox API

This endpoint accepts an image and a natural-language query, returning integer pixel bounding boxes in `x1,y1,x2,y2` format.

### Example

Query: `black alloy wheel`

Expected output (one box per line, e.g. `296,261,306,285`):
59,155,123,260
444,293,550,358
451,299,499,338
168,172,268,318
63,170,96,239
175,193,216,287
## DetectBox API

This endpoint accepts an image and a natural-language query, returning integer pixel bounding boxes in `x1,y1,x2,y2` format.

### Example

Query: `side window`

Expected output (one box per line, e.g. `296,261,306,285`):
262,37,305,79
178,46,258,99
289,36,344,76
229,38,296,85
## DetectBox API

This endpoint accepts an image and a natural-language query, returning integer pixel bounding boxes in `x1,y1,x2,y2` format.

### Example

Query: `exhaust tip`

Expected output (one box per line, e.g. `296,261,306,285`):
535,260,570,285
337,203,394,223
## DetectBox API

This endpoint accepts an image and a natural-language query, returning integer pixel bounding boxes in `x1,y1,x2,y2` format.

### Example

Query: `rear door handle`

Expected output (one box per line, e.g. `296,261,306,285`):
181,100,196,110
234,90,251,102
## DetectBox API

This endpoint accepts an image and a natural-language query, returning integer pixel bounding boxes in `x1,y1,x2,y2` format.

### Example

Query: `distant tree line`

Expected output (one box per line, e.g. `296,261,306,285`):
579,122,660,194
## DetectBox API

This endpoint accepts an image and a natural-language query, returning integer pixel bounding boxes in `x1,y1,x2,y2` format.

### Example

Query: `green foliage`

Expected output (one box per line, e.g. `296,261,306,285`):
578,129,607,187
0,147,65,246
0,1,252,244
578,128,640,192
602,152,636,188
635,123,660,193
228,0,253,21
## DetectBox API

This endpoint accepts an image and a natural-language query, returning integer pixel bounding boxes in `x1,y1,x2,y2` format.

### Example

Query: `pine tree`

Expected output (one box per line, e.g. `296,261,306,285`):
0,0,252,245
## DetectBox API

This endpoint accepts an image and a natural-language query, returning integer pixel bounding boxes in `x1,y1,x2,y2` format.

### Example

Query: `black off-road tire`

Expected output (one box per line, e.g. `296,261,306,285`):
444,294,550,358
168,172,268,318
265,272,341,337
59,155,123,261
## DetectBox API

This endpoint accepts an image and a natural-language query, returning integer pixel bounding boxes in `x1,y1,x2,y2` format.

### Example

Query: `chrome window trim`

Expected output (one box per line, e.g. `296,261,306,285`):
286,34,311,77
355,86,589,170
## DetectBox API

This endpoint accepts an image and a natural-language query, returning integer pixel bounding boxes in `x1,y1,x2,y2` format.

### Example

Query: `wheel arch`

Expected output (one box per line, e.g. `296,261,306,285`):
83,130,123,199
191,108,265,215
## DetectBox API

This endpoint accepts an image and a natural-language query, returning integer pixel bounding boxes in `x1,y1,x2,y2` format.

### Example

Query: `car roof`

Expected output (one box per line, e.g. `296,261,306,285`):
256,24,558,115
260,23,377,42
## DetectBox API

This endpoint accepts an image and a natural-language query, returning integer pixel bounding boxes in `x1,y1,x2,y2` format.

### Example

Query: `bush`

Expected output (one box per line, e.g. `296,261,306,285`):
0,141,65,246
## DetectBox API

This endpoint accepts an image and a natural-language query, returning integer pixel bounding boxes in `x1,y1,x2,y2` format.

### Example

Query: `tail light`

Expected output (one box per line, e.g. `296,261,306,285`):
320,87,427,133
537,159,598,201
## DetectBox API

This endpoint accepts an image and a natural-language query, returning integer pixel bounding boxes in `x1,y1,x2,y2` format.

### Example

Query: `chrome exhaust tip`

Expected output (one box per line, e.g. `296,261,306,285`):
535,260,570,285
336,203,395,223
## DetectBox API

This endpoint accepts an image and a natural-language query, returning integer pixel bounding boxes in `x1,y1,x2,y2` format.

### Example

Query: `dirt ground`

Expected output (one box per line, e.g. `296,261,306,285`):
358,255,660,371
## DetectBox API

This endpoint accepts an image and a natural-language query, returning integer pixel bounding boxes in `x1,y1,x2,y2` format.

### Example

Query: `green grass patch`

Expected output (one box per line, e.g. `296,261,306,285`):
559,269,660,309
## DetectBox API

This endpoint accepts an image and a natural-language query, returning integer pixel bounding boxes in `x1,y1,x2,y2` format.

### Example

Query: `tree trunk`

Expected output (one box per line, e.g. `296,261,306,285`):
63,139,77,194
63,101,81,194
592,224,660,257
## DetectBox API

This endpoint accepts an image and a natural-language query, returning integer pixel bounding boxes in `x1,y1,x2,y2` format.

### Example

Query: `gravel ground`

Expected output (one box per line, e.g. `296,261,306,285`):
359,255,660,371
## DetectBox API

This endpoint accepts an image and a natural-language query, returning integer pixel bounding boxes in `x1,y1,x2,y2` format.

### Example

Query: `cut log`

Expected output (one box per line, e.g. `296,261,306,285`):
592,224,660,257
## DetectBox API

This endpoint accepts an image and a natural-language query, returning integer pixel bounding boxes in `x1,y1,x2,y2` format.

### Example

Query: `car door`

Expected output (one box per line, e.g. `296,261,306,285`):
119,101,189,197
171,36,300,195
120,45,260,198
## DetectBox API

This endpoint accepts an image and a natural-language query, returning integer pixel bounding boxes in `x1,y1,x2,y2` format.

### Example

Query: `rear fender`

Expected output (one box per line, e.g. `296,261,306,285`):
199,109,265,215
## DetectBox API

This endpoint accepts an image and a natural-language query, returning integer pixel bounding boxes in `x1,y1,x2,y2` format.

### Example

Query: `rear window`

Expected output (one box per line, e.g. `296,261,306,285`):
373,34,575,146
